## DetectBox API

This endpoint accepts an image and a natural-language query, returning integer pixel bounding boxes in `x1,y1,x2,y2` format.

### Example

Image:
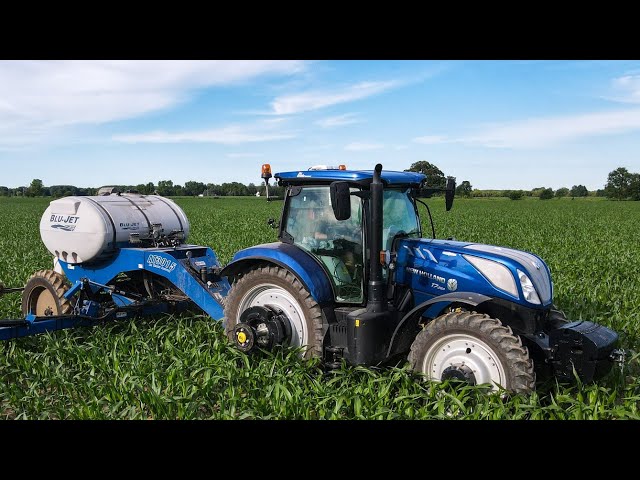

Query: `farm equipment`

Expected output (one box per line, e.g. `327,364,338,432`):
0,164,624,393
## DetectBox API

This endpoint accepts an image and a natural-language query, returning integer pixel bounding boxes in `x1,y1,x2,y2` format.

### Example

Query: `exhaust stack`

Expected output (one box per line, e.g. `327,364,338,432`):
367,163,385,313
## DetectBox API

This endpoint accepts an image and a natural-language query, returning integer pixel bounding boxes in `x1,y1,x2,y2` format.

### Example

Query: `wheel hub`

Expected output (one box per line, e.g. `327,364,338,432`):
422,334,506,390
234,323,257,352
233,306,291,353
34,287,56,316
441,364,477,385
237,285,307,348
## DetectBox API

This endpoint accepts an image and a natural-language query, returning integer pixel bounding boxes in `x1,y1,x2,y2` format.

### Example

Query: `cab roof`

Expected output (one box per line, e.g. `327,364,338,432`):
274,169,426,188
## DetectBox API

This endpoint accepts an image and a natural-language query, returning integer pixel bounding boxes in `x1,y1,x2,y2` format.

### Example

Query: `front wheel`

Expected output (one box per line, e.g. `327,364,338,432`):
224,264,324,358
408,311,535,393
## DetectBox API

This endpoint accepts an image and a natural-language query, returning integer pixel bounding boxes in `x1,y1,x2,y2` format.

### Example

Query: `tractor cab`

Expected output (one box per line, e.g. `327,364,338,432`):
274,165,426,305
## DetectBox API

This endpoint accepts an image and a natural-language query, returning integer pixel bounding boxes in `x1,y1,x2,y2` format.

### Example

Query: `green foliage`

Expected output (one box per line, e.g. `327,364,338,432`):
455,180,473,198
27,179,43,197
555,187,569,198
405,161,446,189
570,184,589,198
508,190,524,200
0,196,639,419
605,167,640,200
539,188,554,200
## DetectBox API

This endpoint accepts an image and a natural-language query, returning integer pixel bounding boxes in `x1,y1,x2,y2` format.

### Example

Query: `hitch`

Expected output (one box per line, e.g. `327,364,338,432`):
0,281,23,296
610,349,626,373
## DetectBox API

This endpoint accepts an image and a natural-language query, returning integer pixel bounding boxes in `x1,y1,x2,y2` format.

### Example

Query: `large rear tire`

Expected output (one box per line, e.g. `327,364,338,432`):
21,270,72,317
224,265,324,358
408,311,535,393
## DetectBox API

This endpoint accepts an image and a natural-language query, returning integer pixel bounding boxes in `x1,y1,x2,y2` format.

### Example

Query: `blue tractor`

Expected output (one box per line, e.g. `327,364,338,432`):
223,164,621,393
0,164,622,393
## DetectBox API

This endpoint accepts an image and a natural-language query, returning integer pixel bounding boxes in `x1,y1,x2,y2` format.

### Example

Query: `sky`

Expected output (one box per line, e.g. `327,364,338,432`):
1,60,640,190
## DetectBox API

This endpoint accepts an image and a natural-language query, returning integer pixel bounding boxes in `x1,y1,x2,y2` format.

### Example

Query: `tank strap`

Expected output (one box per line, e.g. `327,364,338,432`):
121,195,153,234
83,197,117,248
154,196,185,232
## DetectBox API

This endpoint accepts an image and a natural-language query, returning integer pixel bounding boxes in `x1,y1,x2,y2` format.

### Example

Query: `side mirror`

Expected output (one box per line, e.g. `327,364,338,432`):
330,181,351,221
445,177,456,211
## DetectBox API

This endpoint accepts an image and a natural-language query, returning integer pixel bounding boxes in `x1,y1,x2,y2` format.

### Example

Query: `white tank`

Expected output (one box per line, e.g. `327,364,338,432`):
40,194,190,264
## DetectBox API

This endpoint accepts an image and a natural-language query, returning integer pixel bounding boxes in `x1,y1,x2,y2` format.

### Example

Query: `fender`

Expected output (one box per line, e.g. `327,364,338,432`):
220,242,335,306
386,292,492,358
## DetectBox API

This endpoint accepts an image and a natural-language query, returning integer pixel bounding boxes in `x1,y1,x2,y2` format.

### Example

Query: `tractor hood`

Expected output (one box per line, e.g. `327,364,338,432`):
394,238,553,308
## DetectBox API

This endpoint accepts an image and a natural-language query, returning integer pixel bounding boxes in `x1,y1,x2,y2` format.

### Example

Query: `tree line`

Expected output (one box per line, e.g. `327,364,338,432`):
0,179,285,199
2,163,638,200
405,161,639,200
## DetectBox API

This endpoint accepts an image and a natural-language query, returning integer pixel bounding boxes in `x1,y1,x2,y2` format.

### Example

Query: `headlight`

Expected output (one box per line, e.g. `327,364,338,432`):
517,269,541,304
463,255,518,297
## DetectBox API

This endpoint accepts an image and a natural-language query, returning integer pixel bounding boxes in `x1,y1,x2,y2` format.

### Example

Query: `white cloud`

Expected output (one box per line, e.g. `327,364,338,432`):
411,108,640,149
113,122,295,145
610,74,640,103
345,142,384,151
316,113,362,128
0,60,305,146
270,80,399,115
461,109,640,148
413,135,449,145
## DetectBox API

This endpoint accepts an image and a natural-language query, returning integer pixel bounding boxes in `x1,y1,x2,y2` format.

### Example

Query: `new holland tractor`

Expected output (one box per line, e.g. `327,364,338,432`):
0,164,623,393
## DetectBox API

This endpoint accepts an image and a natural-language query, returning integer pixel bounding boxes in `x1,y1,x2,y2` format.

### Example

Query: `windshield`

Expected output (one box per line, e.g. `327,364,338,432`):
383,189,420,251
283,186,364,303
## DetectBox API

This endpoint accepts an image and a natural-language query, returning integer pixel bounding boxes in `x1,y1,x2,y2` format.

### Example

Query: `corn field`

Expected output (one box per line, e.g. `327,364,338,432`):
0,196,639,419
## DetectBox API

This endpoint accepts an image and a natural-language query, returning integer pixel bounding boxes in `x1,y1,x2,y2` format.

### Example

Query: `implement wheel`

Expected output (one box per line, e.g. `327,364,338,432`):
21,270,72,317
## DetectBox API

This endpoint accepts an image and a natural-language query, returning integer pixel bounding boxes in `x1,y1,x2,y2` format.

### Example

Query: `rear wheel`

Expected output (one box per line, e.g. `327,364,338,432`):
224,265,324,358
408,311,535,393
21,270,72,317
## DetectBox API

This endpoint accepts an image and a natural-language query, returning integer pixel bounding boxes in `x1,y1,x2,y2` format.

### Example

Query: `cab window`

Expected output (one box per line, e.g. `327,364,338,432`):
284,186,364,303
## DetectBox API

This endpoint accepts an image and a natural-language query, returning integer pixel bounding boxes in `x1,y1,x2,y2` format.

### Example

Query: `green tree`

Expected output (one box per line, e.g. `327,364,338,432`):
508,190,523,200
157,180,174,197
247,182,258,196
405,161,446,190
0,186,8,197
570,184,588,197
184,181,206,196
539,188,554,200
630,173,640,200
27,179,44,197
604,167,632,200
530,187,546,197
555,187,569,198
455,180,473,198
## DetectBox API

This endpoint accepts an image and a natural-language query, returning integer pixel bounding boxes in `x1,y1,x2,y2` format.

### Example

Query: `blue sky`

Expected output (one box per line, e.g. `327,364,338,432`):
1,60,640,190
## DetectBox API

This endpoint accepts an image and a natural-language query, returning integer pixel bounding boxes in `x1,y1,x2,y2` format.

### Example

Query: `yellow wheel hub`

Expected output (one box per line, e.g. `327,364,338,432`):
237,331,247,344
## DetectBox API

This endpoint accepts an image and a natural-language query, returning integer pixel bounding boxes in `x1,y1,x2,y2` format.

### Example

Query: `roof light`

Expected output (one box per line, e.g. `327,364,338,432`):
261,164,272,179
308,165,347,171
